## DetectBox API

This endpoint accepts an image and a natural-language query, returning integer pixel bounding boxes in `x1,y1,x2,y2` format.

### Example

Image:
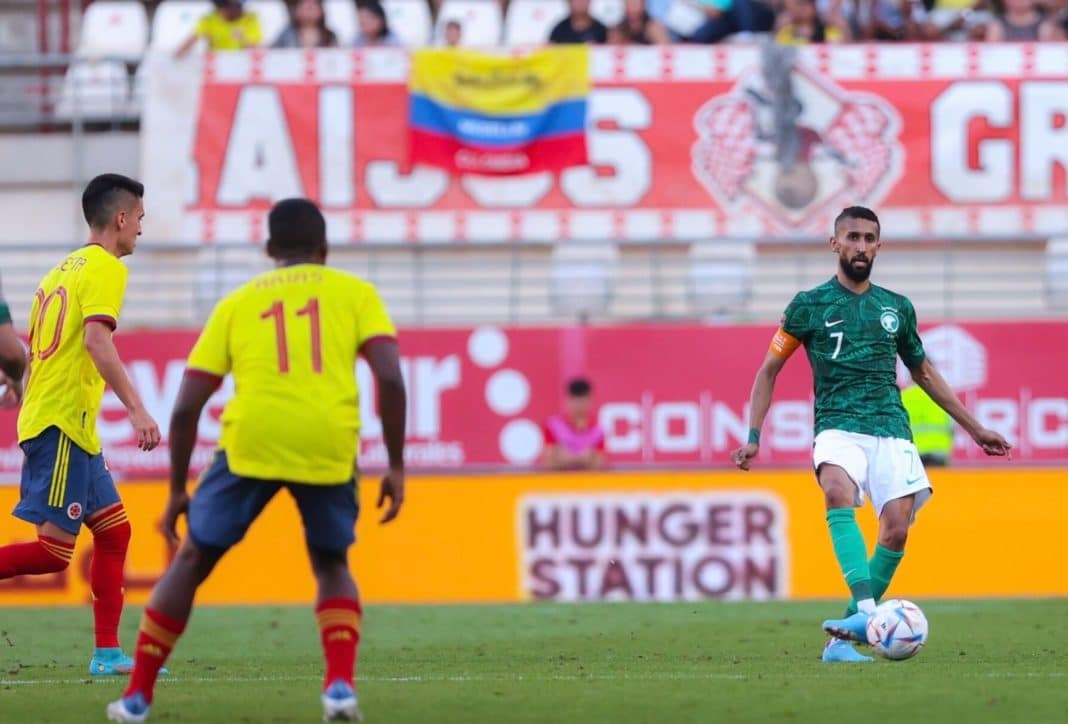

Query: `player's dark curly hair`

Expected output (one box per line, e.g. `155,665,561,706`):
267,197,327,260
834,206,880,235
82,173,143,231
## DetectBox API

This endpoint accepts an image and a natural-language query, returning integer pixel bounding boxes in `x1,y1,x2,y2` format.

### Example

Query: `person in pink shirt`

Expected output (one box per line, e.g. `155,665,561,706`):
541,378,606,471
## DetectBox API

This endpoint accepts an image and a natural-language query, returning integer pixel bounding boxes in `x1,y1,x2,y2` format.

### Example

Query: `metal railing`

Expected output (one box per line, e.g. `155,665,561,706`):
0,239,1062,330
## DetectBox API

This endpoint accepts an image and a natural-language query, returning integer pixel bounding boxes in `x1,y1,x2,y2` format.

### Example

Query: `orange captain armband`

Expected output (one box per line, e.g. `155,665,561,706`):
769,328,801,359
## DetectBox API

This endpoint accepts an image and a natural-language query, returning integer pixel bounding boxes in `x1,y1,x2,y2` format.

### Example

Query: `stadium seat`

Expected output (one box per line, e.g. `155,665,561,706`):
1046,238,1068,307
324,0,358,44
54,59,131,122
383,0,432,47
150,1,212,52
550,243,619,319
78,1,149,62
434,0,503,46
687,241,755,318
247,0,289,47
590,0,624,27
504,0,568,46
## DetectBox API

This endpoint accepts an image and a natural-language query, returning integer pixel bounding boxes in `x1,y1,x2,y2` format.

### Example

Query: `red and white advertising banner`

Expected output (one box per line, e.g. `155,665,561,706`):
140,44,1068,244
0,321,1062,481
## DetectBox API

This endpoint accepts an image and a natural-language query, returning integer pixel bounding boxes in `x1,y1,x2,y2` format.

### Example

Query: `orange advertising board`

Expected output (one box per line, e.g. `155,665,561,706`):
0,469,1062,606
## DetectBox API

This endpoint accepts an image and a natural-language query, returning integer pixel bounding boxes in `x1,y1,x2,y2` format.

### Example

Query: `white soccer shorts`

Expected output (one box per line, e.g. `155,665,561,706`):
812,430,933,517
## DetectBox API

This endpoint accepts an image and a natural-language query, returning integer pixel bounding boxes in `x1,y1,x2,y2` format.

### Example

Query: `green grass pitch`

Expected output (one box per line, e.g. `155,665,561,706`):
1,600,1066,723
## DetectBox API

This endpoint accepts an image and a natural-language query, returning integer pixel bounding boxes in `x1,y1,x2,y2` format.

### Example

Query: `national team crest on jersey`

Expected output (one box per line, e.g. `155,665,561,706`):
690,46,903,233
67,502,83,520
880,310,900,334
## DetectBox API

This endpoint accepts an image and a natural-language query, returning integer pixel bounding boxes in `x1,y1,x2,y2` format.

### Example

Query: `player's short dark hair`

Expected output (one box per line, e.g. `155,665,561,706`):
266,198,327,259
81,173,144,230
834,206,880,235
567,378,592,397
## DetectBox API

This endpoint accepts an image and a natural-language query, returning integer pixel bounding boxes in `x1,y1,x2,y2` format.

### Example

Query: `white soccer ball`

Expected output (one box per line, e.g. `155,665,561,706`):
865,599,928,660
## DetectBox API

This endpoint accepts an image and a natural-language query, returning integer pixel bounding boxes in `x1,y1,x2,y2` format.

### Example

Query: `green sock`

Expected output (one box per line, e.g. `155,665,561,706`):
825,508,873,605
845,544,905,616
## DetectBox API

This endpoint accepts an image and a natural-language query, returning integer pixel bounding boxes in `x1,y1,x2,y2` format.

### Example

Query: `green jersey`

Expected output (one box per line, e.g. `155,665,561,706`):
781,277,926,441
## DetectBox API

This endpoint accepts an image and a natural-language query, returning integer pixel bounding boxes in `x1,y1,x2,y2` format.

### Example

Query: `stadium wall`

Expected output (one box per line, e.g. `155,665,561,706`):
0,469,1063,606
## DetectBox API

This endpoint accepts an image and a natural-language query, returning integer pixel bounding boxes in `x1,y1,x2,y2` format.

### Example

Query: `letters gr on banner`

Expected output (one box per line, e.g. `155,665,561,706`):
519,492,789,603
140,45,1068,244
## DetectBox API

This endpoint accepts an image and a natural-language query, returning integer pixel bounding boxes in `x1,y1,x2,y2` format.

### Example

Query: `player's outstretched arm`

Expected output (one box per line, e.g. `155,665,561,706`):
84,321,161,451
0,322,26,384
909,358,1012,458
363,339,407,524
732,350,790,471
164,370,220,545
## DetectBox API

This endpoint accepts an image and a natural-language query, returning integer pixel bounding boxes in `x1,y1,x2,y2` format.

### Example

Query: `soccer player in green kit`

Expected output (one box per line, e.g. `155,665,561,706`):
731,206,1012,662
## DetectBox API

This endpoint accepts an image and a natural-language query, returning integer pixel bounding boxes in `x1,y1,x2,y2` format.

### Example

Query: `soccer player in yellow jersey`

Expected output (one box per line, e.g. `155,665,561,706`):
108,198,407,723
0,174,162,676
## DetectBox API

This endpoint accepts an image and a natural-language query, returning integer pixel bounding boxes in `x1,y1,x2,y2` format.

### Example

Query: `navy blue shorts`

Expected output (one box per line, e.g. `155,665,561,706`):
13,426,120,536
188,452,359,554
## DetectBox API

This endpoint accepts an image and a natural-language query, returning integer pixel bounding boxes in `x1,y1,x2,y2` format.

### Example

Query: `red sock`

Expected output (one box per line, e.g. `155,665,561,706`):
88,505,131,649
124,608,186,703
0,535,74,579
316,598,362,689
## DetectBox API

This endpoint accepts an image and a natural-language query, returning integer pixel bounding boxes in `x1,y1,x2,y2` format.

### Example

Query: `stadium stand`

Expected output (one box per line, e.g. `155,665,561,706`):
383,0,434,46
433,0,504,46
503,0,569,45
77,1,149,61
149,0,211,52
324,0,359,44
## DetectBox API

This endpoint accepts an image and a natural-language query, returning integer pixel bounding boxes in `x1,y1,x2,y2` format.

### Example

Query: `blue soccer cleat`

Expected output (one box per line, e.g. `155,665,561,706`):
321,680,363,722
106,692,150,722
822,611,872,642
90,648,169,677
821,638,874,663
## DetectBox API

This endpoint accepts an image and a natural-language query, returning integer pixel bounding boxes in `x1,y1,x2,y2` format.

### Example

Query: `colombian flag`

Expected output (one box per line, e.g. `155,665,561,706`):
408,47,589,175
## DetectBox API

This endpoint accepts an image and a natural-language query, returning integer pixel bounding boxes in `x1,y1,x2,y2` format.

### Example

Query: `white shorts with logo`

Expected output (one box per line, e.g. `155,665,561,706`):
812,430,933,517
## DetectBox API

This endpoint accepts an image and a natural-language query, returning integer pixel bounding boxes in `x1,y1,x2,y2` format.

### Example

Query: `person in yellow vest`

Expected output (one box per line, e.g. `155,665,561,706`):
176,0,263,57
901,383,954,467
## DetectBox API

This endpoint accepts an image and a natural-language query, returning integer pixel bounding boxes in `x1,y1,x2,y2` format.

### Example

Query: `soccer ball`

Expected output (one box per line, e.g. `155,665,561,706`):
865,599,928,660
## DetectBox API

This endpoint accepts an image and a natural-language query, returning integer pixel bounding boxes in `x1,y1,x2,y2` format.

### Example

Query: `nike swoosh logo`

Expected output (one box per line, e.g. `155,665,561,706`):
825,320,845,327
906,477,923,486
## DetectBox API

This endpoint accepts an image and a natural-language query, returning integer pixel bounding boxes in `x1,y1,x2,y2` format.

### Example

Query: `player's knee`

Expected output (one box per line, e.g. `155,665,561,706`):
36,538,72,574
878,520,909,551
89,514,131,554
175,539,223,581
308,545,347,572
820,480,855,510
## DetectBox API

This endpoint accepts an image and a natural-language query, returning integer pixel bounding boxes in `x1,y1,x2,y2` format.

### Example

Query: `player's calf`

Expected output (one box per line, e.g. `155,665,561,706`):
0,534,74,578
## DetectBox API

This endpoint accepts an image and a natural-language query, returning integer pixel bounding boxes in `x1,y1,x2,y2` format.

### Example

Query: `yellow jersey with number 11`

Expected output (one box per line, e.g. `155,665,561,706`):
18,244,128,455
186,264,396,485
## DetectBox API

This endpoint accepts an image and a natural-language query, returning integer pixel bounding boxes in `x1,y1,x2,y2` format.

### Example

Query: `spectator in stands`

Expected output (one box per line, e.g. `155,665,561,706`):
273,0,339,47
857,0,923,39
984,0,1065,39
775,0,849,40
549,0,609,43
920,0,990,41
176,0,262,56
443,19,463,46
353,0,401,46
667,0,776,44
609,0,672,42
541,378,606,471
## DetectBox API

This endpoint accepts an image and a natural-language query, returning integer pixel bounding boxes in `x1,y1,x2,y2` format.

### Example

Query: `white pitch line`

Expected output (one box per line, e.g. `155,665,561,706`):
1,671,1065,687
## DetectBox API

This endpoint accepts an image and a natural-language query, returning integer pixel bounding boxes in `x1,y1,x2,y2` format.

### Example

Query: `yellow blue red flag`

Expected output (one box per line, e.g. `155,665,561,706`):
408,47,589,175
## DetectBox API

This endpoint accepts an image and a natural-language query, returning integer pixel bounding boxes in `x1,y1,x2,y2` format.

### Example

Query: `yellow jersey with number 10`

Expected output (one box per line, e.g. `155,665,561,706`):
187,264,396,485
18,244,128,454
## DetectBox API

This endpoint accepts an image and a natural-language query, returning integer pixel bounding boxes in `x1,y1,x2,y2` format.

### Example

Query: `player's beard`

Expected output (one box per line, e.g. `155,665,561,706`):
840,254,874,283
